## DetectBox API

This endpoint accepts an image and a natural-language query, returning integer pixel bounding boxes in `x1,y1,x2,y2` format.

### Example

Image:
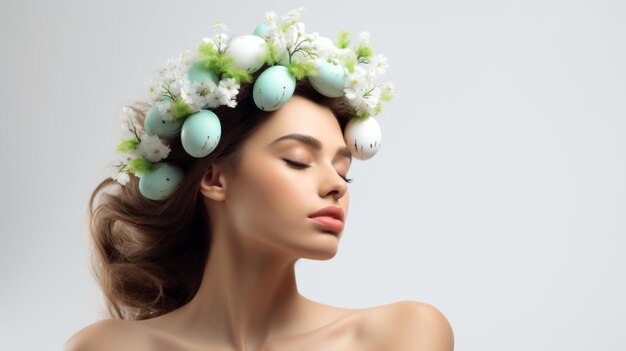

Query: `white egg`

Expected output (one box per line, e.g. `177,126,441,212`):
344,116,382,160
225,35,268,73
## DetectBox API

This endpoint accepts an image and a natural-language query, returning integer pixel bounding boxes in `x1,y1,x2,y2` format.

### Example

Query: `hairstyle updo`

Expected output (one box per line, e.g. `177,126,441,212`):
88,71,353,320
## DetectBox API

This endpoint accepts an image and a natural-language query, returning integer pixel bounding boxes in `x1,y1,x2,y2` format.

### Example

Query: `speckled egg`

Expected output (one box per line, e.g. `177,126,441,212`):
343,116,382,160
138,162,185,201
225,35,268,73
252,65,296,111
144,102,182,139
180,109,221,158
308,58,346,98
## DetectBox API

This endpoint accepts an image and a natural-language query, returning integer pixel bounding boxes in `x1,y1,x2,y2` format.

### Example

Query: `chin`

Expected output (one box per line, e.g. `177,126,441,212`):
298,238,340,260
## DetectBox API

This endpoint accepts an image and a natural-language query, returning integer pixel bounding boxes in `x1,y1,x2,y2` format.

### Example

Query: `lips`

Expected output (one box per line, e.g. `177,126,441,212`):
308,206,345,233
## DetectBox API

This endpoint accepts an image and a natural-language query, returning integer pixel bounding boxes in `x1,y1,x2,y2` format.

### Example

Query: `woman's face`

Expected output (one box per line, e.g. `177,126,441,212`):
212,95,351,260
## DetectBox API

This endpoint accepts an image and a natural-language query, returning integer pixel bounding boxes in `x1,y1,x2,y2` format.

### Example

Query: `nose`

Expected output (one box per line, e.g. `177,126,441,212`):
318,162,348,200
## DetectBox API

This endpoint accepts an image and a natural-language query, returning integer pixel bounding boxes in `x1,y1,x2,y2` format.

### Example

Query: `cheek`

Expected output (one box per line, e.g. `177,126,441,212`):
229,159,310,236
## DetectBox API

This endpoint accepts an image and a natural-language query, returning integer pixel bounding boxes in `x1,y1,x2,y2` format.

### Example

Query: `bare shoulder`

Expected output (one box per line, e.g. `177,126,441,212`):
358,301,454,351
63,319,151,351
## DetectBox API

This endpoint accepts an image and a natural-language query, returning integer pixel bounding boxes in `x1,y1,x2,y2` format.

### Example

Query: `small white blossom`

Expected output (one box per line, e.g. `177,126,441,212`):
111,169,130,185
358,31,370,46
266,10,277,23
116,106,139,139
282,7,305,24
370,54,388,75
213,33,229,51
155,100,174,121
136,134,171,162
383,82,395,97
345,66,371,91
211,20,228,33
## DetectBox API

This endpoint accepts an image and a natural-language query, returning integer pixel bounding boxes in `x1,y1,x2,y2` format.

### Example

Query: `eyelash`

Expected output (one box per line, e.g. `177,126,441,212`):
283,159,353,183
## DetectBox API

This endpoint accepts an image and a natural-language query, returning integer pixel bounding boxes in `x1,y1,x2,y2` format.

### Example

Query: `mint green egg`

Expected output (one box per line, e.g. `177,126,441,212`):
139,162,185,201
187,61,219,85
308,59,346,98
252,66,296,111
180,109,221,158
253,22,272,38
144,103,182,139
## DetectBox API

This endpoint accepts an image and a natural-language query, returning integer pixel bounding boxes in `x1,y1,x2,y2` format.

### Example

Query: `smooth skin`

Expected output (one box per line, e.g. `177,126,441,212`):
65,95,454,351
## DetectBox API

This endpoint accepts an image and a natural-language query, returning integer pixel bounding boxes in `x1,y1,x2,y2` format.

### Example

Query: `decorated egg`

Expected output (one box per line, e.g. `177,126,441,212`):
180,109,221,158
187,61,219,85
252,65,296,111
308,58,346,98
138,162,185,201
253,22,272,38
343,116,382,160
144,102,182,139
225,35,268,73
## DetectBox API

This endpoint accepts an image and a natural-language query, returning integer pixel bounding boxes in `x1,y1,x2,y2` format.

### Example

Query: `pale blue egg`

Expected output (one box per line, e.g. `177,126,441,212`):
144,103,182,139
187,61,219,85
180,109,221,158
139,162,185,201
308,58,346,98
253,23,272,38
252,66,296,111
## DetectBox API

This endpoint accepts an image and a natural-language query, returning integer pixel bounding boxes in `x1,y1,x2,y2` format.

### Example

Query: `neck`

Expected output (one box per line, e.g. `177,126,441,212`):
170,222,307,350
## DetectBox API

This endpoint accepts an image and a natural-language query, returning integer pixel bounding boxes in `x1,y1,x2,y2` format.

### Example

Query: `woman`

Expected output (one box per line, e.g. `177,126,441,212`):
65,9,453,351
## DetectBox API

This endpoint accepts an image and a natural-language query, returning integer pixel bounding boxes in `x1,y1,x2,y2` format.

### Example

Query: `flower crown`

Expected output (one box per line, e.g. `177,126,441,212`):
110,8,394,201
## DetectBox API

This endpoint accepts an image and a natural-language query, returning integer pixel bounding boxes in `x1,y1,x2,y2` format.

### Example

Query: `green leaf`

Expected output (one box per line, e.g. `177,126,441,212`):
344,59,357,74
264,40,282,65
288,60,316,80
197,41,220,62
222,67,252,83
172,96,194,123
337,30,350,49
126,157,152,175
374,104,383,115
356,45,374,59
381,89,394,102
116,138,139,152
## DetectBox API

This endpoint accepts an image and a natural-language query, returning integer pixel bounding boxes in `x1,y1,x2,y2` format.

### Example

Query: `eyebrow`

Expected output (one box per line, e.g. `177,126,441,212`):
270,133,352,164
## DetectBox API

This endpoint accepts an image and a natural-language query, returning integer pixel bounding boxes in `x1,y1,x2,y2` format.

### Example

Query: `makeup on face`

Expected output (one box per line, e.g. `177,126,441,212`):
268,133,352,179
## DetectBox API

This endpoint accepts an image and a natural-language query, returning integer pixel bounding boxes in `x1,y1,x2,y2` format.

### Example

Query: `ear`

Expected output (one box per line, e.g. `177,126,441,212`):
199,162,228,202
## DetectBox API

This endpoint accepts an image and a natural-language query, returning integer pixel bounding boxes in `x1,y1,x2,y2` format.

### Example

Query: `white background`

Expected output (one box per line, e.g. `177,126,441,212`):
1,0,625,350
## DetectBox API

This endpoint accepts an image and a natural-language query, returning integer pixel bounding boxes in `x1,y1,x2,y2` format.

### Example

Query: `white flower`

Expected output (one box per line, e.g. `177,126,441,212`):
205,90,223,108
155,100,174,122
266,10,277,23
282,7,305,24
213,33,229,51
216,78,239,108
218,78,239,95
136,134,171,162
370,54,388,75
211,20,229,33
383,82,395,97
358,31,370,46
345,66,371,91
116,106,138,139
146,78,162,101
111,169,130,185
181,69,224,111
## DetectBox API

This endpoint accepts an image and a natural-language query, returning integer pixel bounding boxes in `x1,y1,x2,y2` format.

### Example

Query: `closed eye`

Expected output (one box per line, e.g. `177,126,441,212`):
282,159,353,183
283,159,309,169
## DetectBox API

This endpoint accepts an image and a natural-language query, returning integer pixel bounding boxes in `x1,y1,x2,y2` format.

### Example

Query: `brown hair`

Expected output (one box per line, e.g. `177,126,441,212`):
88,73,353,320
